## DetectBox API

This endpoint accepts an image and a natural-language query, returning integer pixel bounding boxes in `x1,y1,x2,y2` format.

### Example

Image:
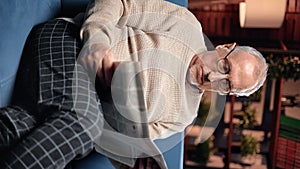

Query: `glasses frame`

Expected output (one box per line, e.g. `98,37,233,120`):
216,47,236,94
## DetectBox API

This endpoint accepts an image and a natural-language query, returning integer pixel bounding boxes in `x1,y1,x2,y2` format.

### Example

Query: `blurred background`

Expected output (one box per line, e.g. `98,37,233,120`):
183,0,300,168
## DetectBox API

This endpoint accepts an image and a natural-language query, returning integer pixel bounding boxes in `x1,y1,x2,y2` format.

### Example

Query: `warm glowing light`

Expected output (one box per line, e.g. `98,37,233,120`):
239,0,287,28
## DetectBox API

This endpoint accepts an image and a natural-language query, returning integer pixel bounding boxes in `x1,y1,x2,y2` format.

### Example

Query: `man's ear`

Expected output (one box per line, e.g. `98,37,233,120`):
216,42,236,50
215,42,237,57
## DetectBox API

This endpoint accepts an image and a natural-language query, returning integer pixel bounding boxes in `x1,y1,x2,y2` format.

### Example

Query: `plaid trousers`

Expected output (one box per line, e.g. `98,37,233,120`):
0,19,103,169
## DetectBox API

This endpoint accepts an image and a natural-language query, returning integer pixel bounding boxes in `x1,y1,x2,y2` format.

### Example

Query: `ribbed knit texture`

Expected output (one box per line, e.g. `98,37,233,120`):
79,0,206,139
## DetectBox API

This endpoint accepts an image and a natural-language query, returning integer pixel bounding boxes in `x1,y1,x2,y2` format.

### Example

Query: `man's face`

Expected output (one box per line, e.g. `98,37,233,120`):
188,44,260,95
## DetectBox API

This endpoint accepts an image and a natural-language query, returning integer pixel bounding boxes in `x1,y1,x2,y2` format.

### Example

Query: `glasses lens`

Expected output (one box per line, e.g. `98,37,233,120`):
217,59,230,74
219,79,231,93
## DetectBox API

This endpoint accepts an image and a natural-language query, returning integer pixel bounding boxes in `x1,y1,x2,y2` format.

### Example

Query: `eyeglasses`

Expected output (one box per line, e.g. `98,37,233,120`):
215,47,235,94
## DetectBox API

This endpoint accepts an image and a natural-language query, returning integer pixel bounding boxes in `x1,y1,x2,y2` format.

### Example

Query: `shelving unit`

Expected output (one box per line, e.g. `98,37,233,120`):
224,97,263,168
269,78,300,169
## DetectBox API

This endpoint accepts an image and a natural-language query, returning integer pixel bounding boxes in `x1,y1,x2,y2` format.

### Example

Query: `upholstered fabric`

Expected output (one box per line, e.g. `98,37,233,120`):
61,0,92,17
0,0,60,107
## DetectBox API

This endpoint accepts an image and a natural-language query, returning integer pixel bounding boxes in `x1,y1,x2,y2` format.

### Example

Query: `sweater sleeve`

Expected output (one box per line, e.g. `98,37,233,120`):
78,0,124,78
80,0,124,43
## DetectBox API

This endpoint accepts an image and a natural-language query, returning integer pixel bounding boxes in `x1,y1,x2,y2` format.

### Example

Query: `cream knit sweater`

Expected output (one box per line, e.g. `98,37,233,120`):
79,0,207,139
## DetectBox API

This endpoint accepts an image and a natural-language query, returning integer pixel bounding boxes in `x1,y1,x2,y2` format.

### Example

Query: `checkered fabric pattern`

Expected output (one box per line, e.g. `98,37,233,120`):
0,19,103,169
0,106,37,153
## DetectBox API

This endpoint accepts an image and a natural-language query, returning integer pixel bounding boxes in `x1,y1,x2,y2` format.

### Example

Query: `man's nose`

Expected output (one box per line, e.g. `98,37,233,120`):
207,72,228,82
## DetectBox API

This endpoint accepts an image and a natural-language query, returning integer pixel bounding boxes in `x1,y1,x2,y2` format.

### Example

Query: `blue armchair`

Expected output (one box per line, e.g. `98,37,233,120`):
0,0,187,168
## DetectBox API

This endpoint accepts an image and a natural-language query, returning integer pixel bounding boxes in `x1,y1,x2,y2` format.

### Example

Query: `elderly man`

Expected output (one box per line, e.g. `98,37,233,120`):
0,0,267,168
80,0,268,139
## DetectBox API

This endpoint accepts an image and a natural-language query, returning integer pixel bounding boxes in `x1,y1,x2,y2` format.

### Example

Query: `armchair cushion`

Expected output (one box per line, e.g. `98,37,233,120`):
0,0,60,107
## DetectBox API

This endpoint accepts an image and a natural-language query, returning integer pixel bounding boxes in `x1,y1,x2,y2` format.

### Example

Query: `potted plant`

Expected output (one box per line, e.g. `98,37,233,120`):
233,103,258,141
194,136,217,165
265,54,300,80
240,134,259,165
239,103,258,129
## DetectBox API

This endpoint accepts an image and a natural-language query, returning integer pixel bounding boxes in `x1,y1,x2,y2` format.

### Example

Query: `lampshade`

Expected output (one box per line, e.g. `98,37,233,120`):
239,0,287,28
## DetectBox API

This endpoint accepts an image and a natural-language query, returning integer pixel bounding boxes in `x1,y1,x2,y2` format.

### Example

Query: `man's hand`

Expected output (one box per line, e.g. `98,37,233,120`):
78,43,108,80
97,50,120,87
78,43,120,87
93,50,120,102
